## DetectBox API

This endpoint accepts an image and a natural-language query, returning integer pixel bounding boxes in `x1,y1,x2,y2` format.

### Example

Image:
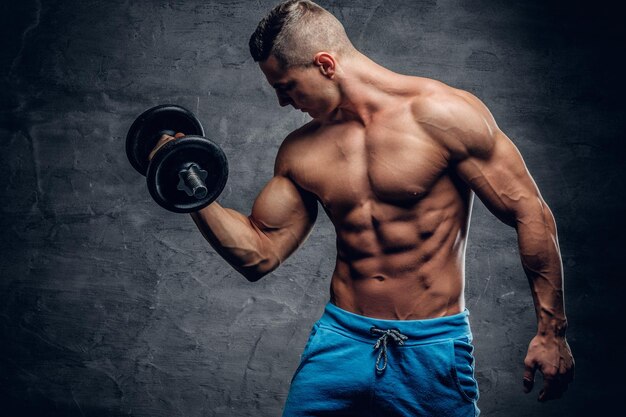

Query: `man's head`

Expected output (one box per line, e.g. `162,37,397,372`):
249,0,356,117
249,0,354,68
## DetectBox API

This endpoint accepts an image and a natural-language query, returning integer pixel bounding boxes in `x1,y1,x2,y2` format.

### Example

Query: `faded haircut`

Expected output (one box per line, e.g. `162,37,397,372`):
249,0,355,68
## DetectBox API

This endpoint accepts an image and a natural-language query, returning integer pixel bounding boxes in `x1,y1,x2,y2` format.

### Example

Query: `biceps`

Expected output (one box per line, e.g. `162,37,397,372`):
249,175,318,261
455,131,544,227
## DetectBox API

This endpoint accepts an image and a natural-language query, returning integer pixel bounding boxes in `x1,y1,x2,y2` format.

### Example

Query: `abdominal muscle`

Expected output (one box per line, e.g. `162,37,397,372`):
327,190,471,320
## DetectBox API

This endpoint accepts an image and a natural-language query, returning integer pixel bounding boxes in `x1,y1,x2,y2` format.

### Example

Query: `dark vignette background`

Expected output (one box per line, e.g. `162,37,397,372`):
1,0,625,416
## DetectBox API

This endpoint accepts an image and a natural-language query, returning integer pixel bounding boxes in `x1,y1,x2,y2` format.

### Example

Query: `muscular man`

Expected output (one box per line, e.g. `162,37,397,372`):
153,1,574,415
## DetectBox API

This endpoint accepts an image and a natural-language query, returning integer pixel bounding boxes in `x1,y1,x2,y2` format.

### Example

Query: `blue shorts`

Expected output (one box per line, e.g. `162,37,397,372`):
282,302,480,417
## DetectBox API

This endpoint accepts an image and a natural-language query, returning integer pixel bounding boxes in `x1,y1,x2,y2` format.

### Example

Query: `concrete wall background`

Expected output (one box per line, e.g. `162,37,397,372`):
1,0,624,416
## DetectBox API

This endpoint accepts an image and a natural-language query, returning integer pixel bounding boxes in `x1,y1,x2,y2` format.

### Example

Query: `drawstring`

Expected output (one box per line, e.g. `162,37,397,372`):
370,327,408,374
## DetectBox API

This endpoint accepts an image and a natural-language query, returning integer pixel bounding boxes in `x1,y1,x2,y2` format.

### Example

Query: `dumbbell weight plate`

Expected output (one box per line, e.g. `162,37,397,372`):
126,104,205,176
146,136,229,213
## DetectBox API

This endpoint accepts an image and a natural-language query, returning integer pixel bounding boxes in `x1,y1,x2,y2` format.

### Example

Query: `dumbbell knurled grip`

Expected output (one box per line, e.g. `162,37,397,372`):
177,164,209,200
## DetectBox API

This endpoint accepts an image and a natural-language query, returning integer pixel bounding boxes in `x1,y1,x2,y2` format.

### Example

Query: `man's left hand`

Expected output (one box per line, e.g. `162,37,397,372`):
522,334,575,401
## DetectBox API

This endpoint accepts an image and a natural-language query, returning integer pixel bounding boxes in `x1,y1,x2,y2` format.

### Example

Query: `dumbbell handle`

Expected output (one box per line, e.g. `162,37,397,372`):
177,163,209,200
153,130,209,201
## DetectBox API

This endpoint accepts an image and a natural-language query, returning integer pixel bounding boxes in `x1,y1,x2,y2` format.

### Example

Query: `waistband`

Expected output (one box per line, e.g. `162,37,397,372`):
318,302,472,345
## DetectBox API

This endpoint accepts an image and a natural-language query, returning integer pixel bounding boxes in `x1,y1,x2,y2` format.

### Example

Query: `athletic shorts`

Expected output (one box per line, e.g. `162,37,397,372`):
282,302,480,417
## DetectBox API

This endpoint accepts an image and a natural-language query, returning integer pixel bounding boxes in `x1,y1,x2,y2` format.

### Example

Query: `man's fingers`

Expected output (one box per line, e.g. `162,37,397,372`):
567,361,575,383
538,376,567,402
523,374,534,393
148,133,184,161
523,361,536,393
539,357,574,401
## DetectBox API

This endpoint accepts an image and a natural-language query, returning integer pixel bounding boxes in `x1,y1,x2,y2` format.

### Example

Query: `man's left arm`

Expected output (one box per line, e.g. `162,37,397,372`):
419,89,575,401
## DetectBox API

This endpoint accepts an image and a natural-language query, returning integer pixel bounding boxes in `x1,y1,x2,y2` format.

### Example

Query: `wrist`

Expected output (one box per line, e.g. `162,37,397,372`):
537,318,568,338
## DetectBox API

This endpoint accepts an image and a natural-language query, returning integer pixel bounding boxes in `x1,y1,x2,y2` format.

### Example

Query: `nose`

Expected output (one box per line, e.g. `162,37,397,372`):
276,91,293,107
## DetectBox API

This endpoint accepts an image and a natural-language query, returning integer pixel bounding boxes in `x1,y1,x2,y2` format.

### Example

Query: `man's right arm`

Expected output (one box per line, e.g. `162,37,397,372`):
189,137,318,281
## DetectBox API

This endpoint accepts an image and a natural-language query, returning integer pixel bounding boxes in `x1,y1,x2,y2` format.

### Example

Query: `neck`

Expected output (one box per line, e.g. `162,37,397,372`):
329,52,406,125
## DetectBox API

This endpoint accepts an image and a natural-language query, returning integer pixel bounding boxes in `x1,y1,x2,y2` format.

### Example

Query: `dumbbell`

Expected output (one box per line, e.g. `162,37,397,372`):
126,104,229,213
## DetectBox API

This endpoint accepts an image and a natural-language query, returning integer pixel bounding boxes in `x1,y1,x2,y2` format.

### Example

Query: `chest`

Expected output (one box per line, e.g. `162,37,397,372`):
291,117,449,212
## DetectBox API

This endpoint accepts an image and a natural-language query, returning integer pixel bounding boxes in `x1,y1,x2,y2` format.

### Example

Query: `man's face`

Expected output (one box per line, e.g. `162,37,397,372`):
259,54,338,119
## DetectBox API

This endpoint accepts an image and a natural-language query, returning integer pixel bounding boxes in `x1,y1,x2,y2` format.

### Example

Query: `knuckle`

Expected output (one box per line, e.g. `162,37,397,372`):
543,368,557,378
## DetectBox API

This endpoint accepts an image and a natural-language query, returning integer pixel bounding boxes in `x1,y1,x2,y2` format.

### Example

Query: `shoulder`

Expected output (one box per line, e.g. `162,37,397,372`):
409,78,500,161
274,120,321,176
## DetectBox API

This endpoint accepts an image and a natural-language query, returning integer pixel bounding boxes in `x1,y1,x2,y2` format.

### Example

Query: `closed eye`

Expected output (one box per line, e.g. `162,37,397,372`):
274,81,296,92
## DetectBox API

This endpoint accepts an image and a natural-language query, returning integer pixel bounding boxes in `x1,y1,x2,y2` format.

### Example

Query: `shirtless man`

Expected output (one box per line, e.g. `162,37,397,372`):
152,1,574,415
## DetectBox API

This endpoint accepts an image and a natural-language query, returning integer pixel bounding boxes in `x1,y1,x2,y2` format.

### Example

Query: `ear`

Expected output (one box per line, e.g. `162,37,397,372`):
313,52,336,79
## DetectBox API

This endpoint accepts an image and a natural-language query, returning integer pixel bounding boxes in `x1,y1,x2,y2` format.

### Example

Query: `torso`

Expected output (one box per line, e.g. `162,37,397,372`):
284,78,474,320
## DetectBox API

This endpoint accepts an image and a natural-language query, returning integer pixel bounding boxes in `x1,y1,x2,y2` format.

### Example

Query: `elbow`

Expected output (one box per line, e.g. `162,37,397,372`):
234,262,266,281
238,257,281,282
513,198,556,230
241,270,265,282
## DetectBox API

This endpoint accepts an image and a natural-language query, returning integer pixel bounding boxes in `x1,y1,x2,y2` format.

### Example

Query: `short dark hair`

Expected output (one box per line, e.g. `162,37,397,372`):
249,0,354,68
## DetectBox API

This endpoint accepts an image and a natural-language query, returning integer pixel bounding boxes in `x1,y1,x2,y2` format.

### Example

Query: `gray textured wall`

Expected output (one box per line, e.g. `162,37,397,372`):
1,0,624,416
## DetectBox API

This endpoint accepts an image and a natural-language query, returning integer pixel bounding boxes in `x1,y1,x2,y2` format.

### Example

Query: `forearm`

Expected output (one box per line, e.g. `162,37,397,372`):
190,202,278,281
515,201,567,336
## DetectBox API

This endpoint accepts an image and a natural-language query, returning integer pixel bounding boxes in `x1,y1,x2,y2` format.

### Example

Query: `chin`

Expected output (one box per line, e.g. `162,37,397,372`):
310,107,333,119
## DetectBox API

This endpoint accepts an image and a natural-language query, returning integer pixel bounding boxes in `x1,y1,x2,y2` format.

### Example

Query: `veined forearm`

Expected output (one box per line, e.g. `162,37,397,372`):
190,202,277,280
515,201,567,336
